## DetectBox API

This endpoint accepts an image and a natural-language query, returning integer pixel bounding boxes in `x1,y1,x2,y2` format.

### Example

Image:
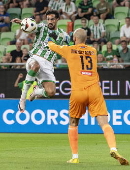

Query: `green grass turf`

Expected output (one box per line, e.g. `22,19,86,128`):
0,134,129,170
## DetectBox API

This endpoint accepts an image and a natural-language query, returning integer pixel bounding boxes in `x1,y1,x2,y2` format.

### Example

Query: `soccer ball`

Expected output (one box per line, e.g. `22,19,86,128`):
21,18,37,33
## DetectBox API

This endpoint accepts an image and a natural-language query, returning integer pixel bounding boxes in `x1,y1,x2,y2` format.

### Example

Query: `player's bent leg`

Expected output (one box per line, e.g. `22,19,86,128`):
97,115,129,165
29,81,56,101
43,81,56,97
67,117,79,163
18,59,40,112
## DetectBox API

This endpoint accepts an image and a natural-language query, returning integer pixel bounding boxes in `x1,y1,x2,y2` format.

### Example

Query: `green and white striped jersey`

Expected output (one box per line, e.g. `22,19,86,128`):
29,22,70,64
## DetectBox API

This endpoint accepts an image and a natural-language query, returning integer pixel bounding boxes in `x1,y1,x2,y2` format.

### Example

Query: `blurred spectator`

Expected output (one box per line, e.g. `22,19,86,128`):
21,0,31,8
4,52,12,62
25,33,36,49
33,0,48,20
60,0,76,21
119,40,130,68
8,29,28,45
95,0,112,20
0,5,10,32
110,57,124,68
5,0,19,8
90,15,107,45
0,55,11,69
72,0,93,21
92,42,102,54
14,73,39,99
10,41,23,62
80,18,91,44
21,47,30,68
115,17,130,45
120,17,130,45
5,0,31,9
12,56,22,68
97,53,107,68
113,0,130,8
104,41,119,62
34,15,42,24
14,73,24,87
48,0,63,12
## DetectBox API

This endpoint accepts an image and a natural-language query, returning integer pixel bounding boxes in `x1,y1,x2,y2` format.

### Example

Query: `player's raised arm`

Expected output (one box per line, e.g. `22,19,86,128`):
48,41,69,59
11,18,22,24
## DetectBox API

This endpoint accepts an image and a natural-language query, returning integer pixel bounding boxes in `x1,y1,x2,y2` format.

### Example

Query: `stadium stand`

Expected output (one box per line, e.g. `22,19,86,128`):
109,31,120,44
0,32,15,45
57,19,71,32
6,45,16,53
105,19,119,32
11,23,21,33
21,8,34,19
7,8,21,20
114,7,129,20
0,45,5,62
74,19,83,30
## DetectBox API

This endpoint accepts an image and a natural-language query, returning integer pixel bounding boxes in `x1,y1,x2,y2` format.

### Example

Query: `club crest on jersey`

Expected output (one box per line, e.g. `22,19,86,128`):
81,71,92,76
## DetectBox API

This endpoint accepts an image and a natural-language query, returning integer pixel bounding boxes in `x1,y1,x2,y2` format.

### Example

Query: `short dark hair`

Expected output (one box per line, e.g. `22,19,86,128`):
46,10,60,19
93,42,98,45
81,18,87,22
93,15,99,19
125,17,130,20
121,40,127,44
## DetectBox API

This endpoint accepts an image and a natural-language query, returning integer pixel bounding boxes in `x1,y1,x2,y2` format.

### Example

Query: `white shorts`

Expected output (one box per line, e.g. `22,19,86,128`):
26,55,56,83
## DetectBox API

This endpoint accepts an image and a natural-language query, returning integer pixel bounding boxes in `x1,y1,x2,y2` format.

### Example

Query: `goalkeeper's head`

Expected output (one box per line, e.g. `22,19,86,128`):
46,10,60,30
73,28,87,45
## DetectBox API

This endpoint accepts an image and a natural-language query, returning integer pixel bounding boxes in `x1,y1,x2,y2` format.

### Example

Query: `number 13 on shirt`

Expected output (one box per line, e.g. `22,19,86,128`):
80,56,93,70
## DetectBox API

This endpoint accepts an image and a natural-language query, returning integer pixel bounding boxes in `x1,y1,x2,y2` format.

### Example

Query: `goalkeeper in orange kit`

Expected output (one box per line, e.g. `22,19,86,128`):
48,28,129,165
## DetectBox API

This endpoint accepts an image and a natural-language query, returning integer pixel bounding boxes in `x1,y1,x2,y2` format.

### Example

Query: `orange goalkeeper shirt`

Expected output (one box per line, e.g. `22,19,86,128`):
48,42,99,91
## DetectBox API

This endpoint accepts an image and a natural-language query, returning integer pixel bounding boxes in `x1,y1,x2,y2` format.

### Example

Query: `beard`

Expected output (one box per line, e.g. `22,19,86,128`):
48,23,55,30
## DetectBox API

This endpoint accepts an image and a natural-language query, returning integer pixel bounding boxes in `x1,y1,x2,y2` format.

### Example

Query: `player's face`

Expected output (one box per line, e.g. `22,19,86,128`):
47,14,58,30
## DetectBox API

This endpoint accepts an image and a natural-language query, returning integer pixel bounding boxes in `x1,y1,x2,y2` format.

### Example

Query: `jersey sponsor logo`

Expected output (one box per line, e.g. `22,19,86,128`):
80,71,92,75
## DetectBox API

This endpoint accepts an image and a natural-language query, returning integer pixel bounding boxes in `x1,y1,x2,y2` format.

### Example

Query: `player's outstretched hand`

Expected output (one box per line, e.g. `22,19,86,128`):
10,18,22,24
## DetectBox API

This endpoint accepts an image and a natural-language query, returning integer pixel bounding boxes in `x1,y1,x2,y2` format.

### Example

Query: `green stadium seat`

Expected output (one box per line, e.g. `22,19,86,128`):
7,8,21,20
105,19,119,32
21,8,34,19
88,19,104,28
92,0,99,8
6,45,16,53
1,32,15,45
114,7,129,20
11,23,21,32
0,45,6,62
109,31,120,44
74,19,82,30
57,19,71,32
102,44,117,54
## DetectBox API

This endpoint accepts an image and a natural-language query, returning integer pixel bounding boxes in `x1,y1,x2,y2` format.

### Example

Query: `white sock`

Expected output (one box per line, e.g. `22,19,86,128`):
72,154,78,159
21,83,31,99
110,147,117,151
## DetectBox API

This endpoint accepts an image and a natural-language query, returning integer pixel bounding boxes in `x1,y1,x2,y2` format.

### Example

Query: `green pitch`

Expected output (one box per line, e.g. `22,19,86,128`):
0,134,129,170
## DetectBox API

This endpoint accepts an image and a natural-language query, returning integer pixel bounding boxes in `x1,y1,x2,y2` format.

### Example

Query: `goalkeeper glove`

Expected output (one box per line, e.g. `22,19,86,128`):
49,32,58,42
